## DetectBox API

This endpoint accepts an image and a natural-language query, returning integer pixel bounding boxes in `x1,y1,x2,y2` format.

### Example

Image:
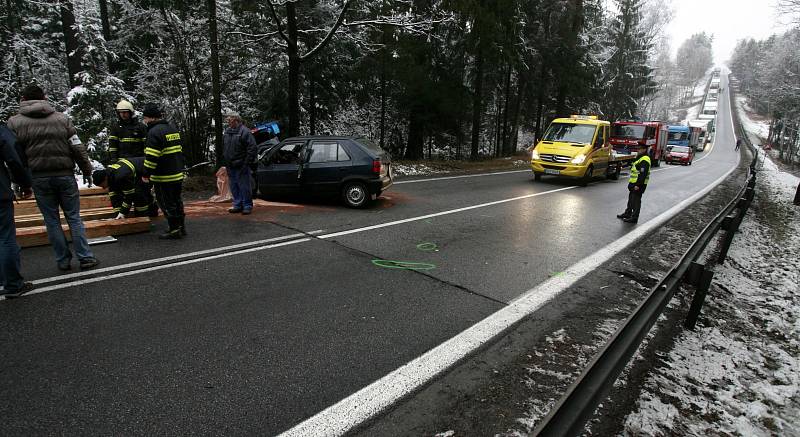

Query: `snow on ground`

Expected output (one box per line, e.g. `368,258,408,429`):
622,156,800,436
391,163,450,177
736,96,771,142
74,160,105,189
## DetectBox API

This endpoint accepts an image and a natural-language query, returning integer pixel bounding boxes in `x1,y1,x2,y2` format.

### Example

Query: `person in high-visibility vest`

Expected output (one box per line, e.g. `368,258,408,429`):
617,150,651,224
141,103,186,239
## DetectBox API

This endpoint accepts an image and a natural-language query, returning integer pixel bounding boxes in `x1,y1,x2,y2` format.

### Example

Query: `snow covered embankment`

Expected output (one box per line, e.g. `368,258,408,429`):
623,157,800,436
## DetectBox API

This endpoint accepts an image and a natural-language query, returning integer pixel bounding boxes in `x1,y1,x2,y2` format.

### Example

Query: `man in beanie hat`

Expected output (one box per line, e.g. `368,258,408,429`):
141,103,186,239
222,110,257,214
7,84,99,271
92,157,158,218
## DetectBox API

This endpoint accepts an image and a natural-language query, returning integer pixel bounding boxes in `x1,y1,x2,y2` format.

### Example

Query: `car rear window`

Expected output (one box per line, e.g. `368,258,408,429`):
356,138,385,154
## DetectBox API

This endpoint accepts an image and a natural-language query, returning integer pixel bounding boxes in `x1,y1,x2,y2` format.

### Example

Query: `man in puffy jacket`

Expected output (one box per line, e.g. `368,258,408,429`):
0,125,34,298
142,103,186,239
222,111,257,214
7,85,99,271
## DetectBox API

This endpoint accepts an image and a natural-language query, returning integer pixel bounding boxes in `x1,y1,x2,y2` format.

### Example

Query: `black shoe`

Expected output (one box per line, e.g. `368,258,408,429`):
80,257,100,270
242,208,252,215
616,213,630,219
623,217,638,223
58,260,72,271
228,207,242,213
159,229,183,240
2,282,35,299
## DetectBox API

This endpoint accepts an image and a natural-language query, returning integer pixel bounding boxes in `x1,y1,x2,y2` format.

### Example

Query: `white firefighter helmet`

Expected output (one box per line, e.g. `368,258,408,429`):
116,100,134,112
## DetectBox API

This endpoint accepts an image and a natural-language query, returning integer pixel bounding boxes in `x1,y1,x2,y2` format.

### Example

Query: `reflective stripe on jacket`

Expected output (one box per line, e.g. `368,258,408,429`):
143,120,185,183
629,155,651,186
108,119,147,161
107,157,148,215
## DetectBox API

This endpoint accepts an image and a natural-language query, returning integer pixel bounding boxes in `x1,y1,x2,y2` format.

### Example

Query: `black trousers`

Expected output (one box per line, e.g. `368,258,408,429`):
153,182,184,227
138,180,158,216
624,184,647,219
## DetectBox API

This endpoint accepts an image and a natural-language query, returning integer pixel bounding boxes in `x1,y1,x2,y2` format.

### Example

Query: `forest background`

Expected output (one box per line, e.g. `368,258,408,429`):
2,0,760,169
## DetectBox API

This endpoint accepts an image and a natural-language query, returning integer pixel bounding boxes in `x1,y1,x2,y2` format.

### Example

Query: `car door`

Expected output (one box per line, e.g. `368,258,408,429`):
301,140,353,195
591,125,610,175
257,141,305,195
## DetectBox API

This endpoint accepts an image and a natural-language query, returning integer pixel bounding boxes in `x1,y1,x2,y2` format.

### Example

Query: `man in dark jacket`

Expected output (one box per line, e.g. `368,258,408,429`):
142,103,186,239
222,111,257,214
92,157,158,218
7,85,99,271
0,125,34,298
617,149,651,224
108,100,156,216
108,100,147,161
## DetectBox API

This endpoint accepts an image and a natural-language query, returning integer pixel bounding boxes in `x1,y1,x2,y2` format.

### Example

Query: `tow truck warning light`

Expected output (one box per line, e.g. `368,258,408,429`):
570,115,598,120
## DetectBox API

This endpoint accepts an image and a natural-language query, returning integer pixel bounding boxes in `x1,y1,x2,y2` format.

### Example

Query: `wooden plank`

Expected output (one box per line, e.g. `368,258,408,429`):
79,187,108,196
17,217,152,248
15,207,118,228
26,186,107,200
15,195,111,217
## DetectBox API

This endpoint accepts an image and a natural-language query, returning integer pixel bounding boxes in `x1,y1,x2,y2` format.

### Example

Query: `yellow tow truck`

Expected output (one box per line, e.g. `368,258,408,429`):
530,115,637,186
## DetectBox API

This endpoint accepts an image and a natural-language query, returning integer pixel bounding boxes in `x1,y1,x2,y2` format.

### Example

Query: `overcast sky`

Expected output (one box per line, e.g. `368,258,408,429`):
665,0,793,64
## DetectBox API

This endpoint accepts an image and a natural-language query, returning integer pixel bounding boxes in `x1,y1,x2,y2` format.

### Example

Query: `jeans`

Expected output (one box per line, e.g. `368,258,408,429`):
32,176,94,264
228,166,253,210
0,200,24,291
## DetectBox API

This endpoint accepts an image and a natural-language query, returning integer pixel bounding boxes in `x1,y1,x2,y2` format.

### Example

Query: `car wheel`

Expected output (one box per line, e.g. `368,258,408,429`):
611,164,622,181
579,165,593,187
534,172,542,181
342,181,369,208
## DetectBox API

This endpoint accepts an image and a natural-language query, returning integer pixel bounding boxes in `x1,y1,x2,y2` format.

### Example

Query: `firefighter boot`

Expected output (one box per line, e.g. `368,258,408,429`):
158,217,183,240
179,216,187,236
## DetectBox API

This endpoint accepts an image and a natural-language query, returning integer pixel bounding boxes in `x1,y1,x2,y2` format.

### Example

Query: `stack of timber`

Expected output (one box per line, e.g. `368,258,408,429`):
14,187,151,248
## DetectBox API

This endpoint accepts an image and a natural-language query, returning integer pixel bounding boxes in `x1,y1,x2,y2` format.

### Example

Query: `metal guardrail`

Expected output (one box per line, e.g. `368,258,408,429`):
531,112,758,436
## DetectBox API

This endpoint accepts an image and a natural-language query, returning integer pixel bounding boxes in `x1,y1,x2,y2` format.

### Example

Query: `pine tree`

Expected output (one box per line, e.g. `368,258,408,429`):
603,0,655,120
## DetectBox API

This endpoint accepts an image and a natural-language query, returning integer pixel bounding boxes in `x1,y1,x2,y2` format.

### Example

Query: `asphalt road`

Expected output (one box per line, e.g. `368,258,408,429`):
0,75,740,436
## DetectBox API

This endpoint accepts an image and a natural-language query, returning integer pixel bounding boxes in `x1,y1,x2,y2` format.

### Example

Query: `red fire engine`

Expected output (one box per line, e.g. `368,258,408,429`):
609,120,668,167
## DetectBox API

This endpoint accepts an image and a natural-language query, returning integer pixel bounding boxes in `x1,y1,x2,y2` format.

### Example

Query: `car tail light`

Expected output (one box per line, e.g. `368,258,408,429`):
372,159,381,174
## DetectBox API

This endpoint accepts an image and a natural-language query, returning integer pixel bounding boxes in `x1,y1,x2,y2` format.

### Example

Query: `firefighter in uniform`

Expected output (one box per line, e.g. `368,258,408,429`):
617,150,651,224
91,157,158,218
141,103,186,239
108,100,147,160
108,100,157,215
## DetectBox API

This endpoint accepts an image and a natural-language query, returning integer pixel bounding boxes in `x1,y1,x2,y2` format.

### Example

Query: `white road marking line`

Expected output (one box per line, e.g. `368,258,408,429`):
318,186,577,239
11,187,576,298
20,238,312,298
395,169,530,184
278,153,741,437
30,231,325,286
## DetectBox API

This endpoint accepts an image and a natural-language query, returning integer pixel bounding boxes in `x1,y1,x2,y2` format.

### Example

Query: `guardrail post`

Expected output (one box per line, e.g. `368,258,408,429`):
685,264,715,330
717,213,738,264
684,261,704,286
